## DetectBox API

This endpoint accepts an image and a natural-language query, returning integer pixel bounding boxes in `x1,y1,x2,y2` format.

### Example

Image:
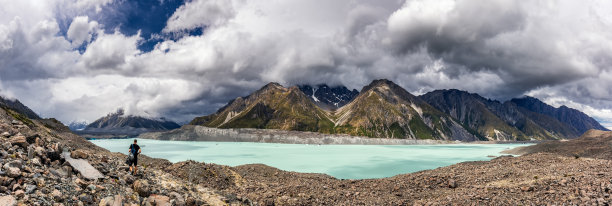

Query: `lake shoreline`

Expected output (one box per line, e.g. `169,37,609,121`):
89,138,529,179
137,125,545,145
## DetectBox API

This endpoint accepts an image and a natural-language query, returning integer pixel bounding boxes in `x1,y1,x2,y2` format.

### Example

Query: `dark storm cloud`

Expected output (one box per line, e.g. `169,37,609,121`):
1,0,612,128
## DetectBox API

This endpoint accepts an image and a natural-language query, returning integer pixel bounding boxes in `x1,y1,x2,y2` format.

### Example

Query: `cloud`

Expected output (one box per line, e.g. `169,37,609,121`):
163,0,239,33
66,16,98,47
80,30,141,70
1,0,612,127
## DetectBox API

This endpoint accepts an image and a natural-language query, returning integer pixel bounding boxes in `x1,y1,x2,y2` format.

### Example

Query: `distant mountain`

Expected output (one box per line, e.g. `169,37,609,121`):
0,96,40,119
191,80,477,140
298,84,359,110
79,109,181,137
67,121,88,131
331,80,477,140
189,80,606,141
191,83,335,132
511,96,609,133
420,90,607,140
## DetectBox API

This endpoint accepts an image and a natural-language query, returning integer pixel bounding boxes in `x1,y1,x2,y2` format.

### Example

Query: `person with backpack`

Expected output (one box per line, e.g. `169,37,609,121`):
129,139,141,175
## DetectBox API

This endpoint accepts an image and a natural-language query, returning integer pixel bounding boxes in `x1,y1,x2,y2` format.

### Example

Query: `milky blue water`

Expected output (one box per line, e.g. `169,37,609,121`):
89,138,529,179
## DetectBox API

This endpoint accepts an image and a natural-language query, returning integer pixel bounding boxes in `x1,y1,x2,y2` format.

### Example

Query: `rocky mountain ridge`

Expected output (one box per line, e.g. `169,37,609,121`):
190,79,607,141
298,84,359,110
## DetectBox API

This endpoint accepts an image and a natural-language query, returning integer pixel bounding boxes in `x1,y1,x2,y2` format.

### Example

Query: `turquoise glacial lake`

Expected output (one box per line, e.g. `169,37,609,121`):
89,138,529,179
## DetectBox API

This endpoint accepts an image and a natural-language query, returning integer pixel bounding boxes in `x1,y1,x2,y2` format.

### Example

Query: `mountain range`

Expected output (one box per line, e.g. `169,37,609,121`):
190,79,608,141
77,109,181,137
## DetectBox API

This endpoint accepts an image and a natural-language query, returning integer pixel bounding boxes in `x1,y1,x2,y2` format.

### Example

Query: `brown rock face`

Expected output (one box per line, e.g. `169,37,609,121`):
146,195,171,206
8,135,27,148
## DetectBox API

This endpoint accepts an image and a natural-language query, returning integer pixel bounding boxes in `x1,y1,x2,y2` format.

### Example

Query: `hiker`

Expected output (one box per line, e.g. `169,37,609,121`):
129,139,141,174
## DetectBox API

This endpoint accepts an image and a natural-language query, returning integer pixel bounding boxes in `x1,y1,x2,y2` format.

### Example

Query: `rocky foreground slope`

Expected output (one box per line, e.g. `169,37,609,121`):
3,101,612,205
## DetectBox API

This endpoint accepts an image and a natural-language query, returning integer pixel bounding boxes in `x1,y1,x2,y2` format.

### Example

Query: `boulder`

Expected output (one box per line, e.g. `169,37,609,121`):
49,168,68,178
99,196,114,206
71,150,89,159
8,136,27,148
112,195,123,206
5,167,20,178
1,142,10,150
87,184,96,192
448,179,457,188
0,150,7,158
46,150,61,162
146,195,171,206
3,160,23,170
133,180,150,197
79,193,93,204
74,178,88,188
13,190,24,198
169,192,185,206
0,195,16,206
31,158,41,166
34,147,44,157
62,152,104,180
24,184,36,194
52,189,62,201
1,132,10,137
25,134,38,144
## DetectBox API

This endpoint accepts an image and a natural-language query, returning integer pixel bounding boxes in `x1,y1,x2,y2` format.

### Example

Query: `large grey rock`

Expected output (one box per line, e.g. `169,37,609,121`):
1,142,10,150
61,152,104,180
0,195,16,206
3,160,23,169
24,184,36,194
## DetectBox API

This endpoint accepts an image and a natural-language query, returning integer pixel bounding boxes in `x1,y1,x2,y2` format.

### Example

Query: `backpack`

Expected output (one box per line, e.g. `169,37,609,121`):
125,153,134,165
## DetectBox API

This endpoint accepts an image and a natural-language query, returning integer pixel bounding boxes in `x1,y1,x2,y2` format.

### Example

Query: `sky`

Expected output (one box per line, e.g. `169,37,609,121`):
1,0,612,128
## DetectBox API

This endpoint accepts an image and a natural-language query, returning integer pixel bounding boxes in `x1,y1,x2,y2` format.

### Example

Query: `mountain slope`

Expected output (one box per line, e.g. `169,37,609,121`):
331,80,477,140
420,89,581,140
298,84,359,110
511,96,609,133
0,96,40,119
80,109,181,136
420,89,526,140
190,83,335,132
420,90,603,140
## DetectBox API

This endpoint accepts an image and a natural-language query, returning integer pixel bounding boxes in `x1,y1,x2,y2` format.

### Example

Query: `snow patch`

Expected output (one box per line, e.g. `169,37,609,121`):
312,87,320,102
